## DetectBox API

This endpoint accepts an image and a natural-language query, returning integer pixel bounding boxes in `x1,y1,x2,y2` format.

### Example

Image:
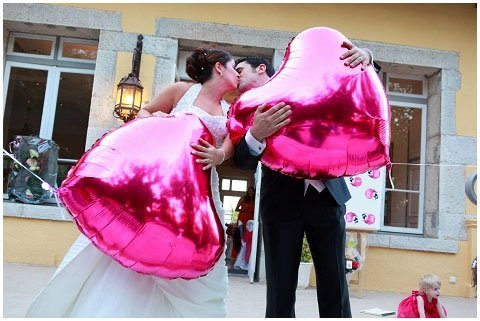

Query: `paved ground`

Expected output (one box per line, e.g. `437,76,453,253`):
3,263,478,318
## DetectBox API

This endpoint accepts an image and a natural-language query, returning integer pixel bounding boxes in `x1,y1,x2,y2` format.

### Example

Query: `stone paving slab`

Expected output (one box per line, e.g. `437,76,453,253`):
3,263,478,318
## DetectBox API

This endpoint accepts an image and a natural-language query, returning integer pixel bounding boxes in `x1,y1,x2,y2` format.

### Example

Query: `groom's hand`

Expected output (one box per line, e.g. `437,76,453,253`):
250,102,292,141
340,41,372,70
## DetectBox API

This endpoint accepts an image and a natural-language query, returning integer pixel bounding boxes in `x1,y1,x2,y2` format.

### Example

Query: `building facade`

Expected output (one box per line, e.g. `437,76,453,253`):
3,3,477,298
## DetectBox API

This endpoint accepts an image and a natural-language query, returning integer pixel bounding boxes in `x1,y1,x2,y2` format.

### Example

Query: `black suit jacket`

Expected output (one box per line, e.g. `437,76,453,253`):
233,137,351,224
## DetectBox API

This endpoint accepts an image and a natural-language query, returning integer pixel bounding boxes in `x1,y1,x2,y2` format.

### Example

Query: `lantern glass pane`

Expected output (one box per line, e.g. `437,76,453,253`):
115,87,122,106
121,86,135,106
134,88,142,108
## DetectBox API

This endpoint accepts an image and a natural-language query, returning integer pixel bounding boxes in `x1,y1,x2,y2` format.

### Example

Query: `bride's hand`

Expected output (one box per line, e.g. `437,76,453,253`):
191,138,225,170
152,111,167,117
137,110,167,118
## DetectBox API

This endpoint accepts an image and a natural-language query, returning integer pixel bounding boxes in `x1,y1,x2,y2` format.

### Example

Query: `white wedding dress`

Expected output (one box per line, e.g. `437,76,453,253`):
26,83,230,317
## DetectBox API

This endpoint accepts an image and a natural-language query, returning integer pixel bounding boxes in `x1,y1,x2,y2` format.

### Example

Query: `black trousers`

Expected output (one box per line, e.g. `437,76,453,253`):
262,186,351,318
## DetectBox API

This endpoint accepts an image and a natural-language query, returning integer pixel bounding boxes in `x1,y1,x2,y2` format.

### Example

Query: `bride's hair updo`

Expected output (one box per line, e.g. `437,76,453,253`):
186,48,233,84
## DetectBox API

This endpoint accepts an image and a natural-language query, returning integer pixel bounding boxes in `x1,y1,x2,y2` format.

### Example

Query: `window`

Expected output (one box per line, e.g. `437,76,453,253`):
58,38,98,62
221,178,249,223
7,33,56,59
387,73,427,98
381,74,427,234
3,33,97,196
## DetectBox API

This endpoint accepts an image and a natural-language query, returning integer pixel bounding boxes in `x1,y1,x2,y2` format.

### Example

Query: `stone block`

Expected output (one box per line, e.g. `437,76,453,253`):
84,125,117,150
153,57,177,96
88,96,116,127
442,69,461,91
156,18,294,50
389,235,457,253
440,135,476,165
424,166,439,213
3,3,121,31
426,136,440,164
423,212,439,238
427,72,442,96
438,165,466,215
367,233,391,247
426,94,441,139
438,213,467,241
439,89,457,135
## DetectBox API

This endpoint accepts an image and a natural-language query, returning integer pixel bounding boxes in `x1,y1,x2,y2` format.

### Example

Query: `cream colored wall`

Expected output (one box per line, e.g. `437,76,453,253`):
4,3,476,297
4,217,79,266
363,241,475,297
60,3,476,137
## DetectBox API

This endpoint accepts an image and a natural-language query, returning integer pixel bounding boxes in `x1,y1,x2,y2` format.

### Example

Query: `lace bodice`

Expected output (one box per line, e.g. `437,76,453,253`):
171,83,230,148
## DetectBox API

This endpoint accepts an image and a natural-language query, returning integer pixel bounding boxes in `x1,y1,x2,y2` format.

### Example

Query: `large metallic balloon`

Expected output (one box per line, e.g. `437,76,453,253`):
58,114,225,279
228,27,391,179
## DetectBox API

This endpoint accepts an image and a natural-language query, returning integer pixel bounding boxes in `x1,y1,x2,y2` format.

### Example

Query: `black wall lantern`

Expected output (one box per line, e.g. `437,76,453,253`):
114,34,144,122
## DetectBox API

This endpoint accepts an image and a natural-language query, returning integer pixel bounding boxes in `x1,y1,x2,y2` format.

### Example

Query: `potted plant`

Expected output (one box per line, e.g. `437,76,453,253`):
298,234,314,289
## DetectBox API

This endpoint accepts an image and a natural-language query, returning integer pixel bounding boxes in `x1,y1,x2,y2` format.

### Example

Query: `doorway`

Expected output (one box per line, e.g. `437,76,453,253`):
216,159,260,280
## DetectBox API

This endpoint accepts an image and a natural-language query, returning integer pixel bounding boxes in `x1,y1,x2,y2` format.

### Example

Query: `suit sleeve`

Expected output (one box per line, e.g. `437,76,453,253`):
233,136,261,170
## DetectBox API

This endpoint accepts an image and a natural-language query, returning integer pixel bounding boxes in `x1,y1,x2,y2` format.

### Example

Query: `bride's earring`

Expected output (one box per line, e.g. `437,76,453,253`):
219,71,223,76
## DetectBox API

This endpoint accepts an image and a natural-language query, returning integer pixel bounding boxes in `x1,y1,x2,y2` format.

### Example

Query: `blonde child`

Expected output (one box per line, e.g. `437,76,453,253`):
397,274,447,318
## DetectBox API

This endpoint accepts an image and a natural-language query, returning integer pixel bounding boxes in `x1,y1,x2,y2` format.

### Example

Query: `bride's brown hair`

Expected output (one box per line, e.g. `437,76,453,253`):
186,48,233,84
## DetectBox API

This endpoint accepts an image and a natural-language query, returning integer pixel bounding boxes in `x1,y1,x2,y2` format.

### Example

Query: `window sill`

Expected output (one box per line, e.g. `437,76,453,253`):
3,200,71,221
368,232,458,253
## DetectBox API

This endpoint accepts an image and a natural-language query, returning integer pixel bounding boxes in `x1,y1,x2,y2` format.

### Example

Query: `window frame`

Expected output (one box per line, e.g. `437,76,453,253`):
3,34,97,201
2,61,55,130
7,32,57,60
380,99,427,234
3,61,95,156
44,66,95,151
386,73,428,99
220,176,249,224
57,37,99,64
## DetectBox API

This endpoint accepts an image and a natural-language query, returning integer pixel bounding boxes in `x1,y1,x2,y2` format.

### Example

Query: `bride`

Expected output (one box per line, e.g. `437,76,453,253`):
26,48,239,317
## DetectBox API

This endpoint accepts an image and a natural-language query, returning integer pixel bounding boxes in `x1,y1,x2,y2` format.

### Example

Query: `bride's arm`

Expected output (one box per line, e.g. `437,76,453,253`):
192,134,235,170
137,82,192,118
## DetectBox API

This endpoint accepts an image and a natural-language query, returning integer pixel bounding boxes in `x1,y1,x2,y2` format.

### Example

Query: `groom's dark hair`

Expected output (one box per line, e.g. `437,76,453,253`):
235,57,275,77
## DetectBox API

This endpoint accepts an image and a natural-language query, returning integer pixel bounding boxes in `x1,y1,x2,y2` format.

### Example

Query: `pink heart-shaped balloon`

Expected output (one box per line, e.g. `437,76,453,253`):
228,27,391,179
58,114,224,280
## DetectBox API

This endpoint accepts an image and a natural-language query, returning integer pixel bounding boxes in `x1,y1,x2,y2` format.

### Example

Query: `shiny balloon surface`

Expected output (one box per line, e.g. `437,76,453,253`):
58,114,225,279
228,27,391,179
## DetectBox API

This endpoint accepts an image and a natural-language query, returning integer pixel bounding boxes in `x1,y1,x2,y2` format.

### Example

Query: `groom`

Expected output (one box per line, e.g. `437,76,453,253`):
233,42,378,318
